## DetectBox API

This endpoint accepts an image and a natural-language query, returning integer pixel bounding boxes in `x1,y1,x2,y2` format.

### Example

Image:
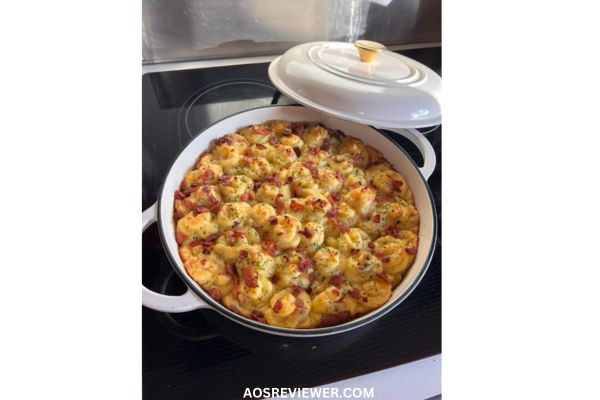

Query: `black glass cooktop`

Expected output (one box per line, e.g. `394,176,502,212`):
143,48,441,400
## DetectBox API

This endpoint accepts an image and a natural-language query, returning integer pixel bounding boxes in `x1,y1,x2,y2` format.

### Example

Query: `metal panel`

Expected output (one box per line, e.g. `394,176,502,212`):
142,0,440,63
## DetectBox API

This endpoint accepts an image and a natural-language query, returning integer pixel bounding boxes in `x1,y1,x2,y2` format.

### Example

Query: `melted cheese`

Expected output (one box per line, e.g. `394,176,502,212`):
174,119,420,329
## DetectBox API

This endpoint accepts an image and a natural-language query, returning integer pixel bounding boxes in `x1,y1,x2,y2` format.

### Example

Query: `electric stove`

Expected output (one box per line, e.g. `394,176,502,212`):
143,48,441,400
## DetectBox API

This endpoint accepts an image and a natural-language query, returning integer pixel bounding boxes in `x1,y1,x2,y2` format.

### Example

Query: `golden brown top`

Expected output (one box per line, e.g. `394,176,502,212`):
174,120,419,329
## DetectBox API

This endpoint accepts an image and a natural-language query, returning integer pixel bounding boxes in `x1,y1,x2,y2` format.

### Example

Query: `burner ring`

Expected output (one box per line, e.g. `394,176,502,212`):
178,80,284,139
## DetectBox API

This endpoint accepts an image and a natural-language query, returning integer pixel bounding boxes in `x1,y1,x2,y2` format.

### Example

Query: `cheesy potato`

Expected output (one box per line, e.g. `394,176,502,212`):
174,120,420,329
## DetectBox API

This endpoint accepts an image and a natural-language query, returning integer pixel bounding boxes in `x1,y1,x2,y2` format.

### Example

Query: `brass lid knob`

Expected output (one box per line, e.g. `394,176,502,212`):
354,40,387,63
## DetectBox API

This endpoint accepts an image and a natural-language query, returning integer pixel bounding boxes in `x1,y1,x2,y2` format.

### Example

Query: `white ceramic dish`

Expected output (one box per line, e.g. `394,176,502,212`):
142,105,437,337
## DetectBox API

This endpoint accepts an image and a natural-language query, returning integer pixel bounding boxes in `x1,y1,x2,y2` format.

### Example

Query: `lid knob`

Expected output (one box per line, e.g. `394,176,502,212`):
354,40,387,63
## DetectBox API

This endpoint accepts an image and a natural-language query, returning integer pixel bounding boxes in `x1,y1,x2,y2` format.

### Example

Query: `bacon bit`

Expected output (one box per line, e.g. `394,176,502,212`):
275,194,285,214
308,147,319,156
241,156,255,165
406,247,417,255
386,225,399,237
262,239,277,256
200,259,208,266
286,176,294,184
253,125,272,135
250,310,266,323
255,143,267,150
313,198,327,209
298,228,313,239
391,180,404,192
349,288,361,299
381,255,391,263
267,216,277,226
290,200,305,212
216,136,234,146
326,208,338,219
328,193,341,203
175,190,186,200
271,274,280,284
282,128,292,136
202,245,214,254
306,287,313,295
302,161,318,178
253,181,263,191
176,232,187,245
362,296,369,303
295,298,304,309
209,202,223,214
338,223,351,233
352,152,362,163
272,299,284,313
242,267,258,288
282,255,290,263
231,230,245,239
291,186,302,198
320,138,330,151
320,311,352,327
225,264,236,276
298,258,314,272
293,147,302,157
350,248,360,255
329,275,346,288
269,136,280,146
219,175,233,186
208,193,219,204
268,173,282,187
239,249,249,259
194,207,210,214
368,242,375,250
240,192,254,202
202,170,214,182
208,288,221,301
372,214,381,223
376,193,394,204
291,286,302,296
188,239,204,248
243,149,252,156
205,190,217,203
291,122,305,135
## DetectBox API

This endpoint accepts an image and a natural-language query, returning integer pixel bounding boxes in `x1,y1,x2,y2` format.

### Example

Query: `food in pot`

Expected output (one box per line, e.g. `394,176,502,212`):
174,120,420,328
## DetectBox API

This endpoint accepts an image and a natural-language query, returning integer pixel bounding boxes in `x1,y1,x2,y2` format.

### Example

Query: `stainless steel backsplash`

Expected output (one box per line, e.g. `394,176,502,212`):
142,0,440,63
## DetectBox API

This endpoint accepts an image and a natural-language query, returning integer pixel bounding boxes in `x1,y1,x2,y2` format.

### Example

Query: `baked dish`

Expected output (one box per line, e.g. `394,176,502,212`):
173,120,420,328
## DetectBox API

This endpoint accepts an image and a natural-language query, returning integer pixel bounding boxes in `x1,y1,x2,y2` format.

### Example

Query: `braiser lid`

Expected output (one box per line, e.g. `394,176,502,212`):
268,41,441,129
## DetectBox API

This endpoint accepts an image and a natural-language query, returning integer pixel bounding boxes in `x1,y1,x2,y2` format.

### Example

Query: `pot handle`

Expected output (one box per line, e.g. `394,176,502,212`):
383,128,437,180
142,202,211,313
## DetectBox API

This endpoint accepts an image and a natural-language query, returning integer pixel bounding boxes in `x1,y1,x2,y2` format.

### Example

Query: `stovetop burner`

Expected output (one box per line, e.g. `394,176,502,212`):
143,48,441,400
180,80,291,139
